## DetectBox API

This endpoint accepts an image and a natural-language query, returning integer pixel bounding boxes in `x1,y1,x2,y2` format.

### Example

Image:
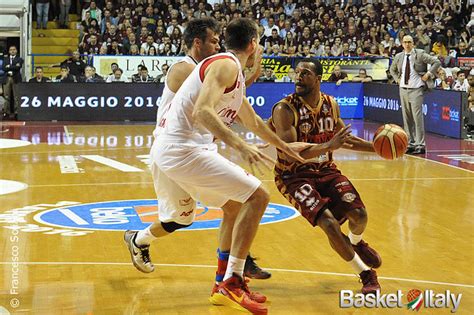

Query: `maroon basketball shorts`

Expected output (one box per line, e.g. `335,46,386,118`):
275,166,365,226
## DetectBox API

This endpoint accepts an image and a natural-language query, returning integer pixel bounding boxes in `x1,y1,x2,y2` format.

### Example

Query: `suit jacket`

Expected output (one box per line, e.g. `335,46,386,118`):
2,55,24,83
389,49,441,90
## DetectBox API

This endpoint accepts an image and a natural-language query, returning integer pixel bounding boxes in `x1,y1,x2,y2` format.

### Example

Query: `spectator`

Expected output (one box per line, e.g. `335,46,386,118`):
432,36,448,59
82,1,102,22
311,38,325,57
60,51,86,77
59,0,71,29
265,29,283,52
170,27,184,55
140,35,159,55
299,45,313,58
129,44,140,56
107,40,122,55
132,66,153,83
29,66,51,83
158,36,177,55
445,28,458,50
415,26,431,53
81,34,101,55
103,24,122,45
452,72,469,92
55,65,76,83
106,68,127,82
281,67,296,83
327,65,348,85
435,68,453,90
100,9,117,33
83,66,97,82
131,65,144,82
352,69,373,83
2,46,23,119
155,63,169,83
36,0,50,30
456,42,473,57
122,33,138,54
91,66,104,82
258,67,277,82
468,74,474,112
148,46,158,56
331,37,343,57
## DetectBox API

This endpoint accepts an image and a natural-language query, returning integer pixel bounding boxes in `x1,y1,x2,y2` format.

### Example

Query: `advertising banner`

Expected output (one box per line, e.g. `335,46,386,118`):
247,82,363,119
17,83,163,121
457,57,474,69
319,58,389,81
363,83,465,138
17,82,363,121
92,55,181,80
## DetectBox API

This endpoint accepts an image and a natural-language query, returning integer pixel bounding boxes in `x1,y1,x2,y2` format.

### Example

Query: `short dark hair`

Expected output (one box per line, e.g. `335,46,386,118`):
183,17,220,50
60,65,69,71
225,18,258,51
141,66,148,71
297,59,323,76
113,68,123,74
35,66,43,71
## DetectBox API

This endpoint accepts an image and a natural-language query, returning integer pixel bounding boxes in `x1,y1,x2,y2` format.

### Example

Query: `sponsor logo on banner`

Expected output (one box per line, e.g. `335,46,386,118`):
261,57,293,80
442,106,460,122
320,58,389,81
336,96,358,107
0,200,299,236
93,55,181,79
339,289,462,312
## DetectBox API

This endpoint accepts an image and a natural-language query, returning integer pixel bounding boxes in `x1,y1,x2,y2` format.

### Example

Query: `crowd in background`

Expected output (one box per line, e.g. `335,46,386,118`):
25,0,474,89
72,0,473,60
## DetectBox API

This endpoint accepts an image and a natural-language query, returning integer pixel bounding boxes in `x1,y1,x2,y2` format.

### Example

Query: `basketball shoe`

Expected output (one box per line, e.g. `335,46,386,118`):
359,269,381,294
352,240,382,268
209,274,268,314
124,230,155,273
211,277,267,303
244,255,272,279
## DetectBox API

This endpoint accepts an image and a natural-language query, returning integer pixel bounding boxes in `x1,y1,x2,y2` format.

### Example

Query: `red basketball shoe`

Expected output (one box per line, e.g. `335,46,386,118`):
209,274,268,314
359,269,381,294
353,240,382,268
211,278,267,303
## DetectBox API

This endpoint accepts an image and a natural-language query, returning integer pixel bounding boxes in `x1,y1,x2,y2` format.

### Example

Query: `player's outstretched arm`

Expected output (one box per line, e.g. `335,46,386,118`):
192,59,275,170
238,98,307,163
336,118,375,152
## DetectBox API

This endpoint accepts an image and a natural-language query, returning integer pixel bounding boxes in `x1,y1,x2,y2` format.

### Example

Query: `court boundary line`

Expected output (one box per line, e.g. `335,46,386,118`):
0,261,472,289
24,176,474,188
407,154,474,174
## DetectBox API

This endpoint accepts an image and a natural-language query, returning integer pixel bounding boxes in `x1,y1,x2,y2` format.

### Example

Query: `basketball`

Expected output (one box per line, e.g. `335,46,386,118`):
373,124,408,160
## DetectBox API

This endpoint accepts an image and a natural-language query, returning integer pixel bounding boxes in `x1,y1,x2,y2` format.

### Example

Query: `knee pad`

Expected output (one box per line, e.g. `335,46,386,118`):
161,221,191,233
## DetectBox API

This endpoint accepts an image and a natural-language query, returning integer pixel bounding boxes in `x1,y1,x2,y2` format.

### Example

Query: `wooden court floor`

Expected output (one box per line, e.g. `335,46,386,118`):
0,121,473,314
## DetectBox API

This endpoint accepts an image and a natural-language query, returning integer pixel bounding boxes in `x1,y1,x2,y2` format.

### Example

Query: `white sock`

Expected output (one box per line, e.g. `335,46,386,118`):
348,231,363,245
223,255,246,281
349,253,370,274
135,226,157,246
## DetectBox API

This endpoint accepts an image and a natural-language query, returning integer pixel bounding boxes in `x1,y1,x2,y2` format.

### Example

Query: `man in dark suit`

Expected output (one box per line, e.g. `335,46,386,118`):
28,67,51,83
2,46,24,119
389,35,441,155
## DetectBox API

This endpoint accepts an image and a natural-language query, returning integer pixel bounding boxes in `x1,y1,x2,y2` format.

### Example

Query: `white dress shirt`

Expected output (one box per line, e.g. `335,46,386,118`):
400,50,424,89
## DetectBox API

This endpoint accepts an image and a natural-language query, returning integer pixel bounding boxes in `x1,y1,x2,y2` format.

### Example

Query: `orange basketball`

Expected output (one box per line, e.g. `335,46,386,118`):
373,124,408,160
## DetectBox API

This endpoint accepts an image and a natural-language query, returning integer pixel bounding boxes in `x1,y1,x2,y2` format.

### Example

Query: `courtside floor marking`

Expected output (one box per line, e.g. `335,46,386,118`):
407,154,474,174
22,177,474,188
0,261,472,289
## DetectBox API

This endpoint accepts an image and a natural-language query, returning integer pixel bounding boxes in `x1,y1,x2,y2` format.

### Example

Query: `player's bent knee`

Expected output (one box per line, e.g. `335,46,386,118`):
161,221,192,233
349,207,367,222
249,186,270,206
317,211,340,235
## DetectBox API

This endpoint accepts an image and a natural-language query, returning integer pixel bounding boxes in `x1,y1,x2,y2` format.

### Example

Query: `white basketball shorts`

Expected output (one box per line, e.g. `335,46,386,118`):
150,141,261,225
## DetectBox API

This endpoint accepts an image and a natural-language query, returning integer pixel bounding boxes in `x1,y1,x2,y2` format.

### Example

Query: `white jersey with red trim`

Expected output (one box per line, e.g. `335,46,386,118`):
156,52,245,145
153,55,198,139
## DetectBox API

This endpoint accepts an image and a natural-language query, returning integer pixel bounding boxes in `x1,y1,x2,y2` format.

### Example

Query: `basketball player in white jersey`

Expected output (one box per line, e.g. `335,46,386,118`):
125,18,308,314
145,17,272,283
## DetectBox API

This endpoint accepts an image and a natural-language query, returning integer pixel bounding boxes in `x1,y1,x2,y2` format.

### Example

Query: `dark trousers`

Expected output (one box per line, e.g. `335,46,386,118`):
3,77,18,115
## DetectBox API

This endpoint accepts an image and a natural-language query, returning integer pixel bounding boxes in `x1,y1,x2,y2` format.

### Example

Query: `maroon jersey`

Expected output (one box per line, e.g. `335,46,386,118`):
270,92,364,226
270,92,340,173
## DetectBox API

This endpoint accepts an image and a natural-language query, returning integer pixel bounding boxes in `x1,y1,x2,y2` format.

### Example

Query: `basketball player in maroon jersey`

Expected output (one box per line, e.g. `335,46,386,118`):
269,59,381,294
